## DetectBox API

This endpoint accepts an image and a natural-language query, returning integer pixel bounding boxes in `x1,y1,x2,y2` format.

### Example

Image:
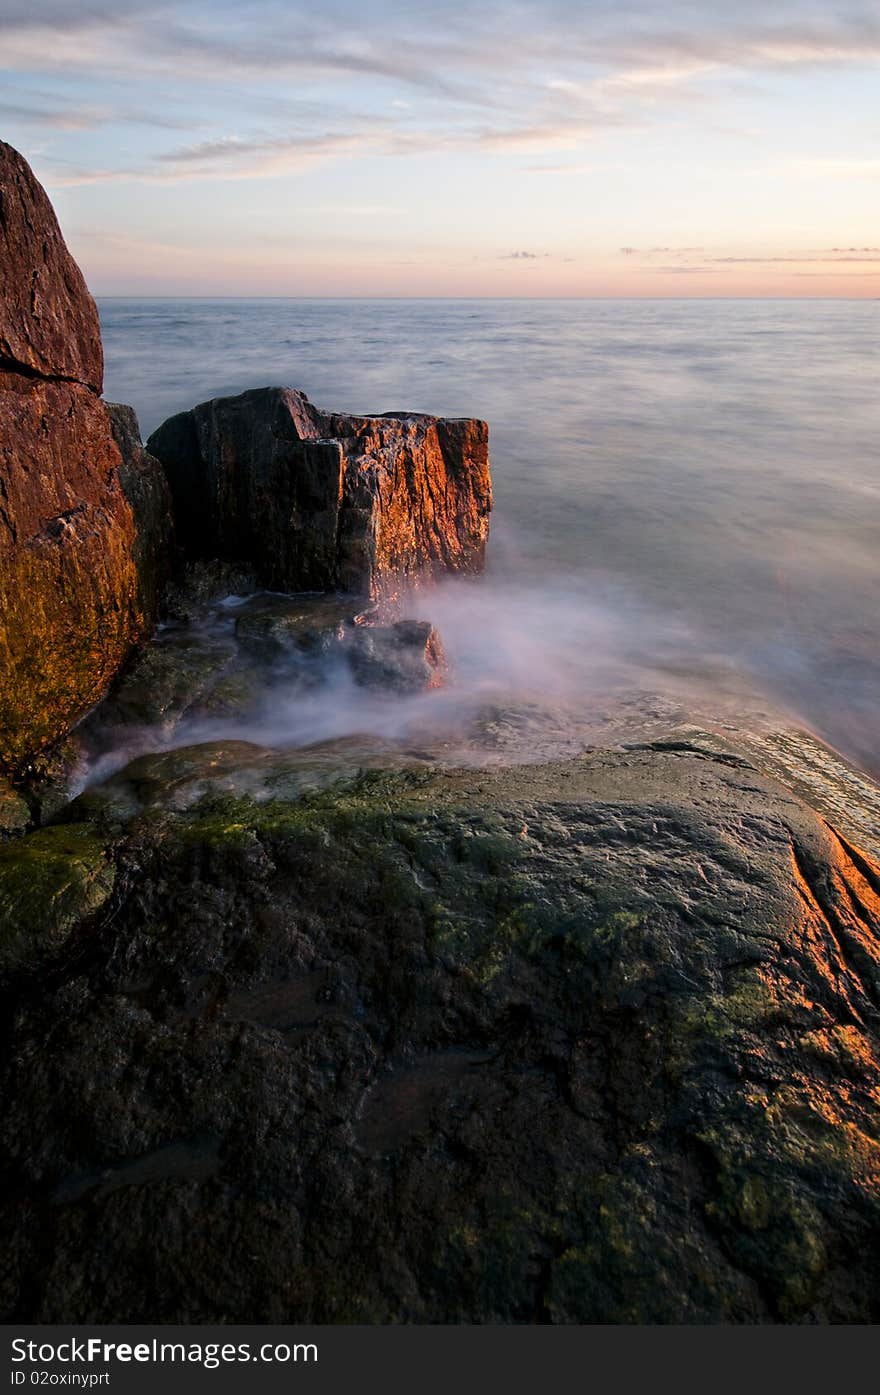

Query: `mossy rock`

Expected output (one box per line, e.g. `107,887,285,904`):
0,823,115,975
0,779,30,837
1,742,879,1322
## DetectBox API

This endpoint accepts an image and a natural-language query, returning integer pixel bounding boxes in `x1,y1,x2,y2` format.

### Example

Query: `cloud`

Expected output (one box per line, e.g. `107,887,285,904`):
710,254,880,263
790,157,880,178
621,245,705,255
0,90,197,131
5,2,880,193
500,250,549,260
621,245,880,267
650,265,725,275
0,97,104,129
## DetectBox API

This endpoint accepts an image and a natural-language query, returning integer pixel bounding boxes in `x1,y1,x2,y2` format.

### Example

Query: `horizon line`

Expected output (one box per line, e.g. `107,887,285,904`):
93,294,880,302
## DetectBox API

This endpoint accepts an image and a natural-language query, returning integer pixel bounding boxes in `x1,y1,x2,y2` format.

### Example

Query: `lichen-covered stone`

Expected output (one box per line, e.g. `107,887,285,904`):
147,387,492,598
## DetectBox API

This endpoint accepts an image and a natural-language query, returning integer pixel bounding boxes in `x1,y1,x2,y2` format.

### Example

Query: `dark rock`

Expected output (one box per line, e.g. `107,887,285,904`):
0,778,30,837
233,596,356,663
1,740,878,1322
15,736,85,827
107,403,175,623
94,633,235,730
163,560,259,622
147,387,492,598
349,620,446,692
0,822,115,978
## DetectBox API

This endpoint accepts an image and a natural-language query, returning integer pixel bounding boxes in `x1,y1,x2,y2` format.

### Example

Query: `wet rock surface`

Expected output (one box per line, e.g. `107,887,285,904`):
147,386,492,598
1,741,878,1323
78,588,449,769
349,620,446,693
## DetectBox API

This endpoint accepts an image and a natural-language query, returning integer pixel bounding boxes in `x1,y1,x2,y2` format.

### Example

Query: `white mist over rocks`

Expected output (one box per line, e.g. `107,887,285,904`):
95,297,880,782
79,548,770,798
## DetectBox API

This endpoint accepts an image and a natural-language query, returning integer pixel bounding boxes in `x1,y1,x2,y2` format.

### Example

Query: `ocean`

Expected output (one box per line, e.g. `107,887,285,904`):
98,297,880,780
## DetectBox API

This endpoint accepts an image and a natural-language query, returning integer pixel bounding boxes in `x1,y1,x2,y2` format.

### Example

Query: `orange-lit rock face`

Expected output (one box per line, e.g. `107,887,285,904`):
0,378,146,771
789,827,880,1035
148,387,492,599
0,141,103,392
0,144,154,773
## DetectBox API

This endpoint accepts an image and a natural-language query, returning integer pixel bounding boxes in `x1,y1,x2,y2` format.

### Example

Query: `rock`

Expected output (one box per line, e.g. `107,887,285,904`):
107,403,175,624
0,144,163,774
0,778,30,837
93,633,235,730
69,740,365,829
0,822,115,978
15,737,85,827
0,140,102,391
0,379,145,772
163,560,260,622
234,596,356,663
234,599,445,692
349,620,446,693
1,739,878,1322
147,387,492,598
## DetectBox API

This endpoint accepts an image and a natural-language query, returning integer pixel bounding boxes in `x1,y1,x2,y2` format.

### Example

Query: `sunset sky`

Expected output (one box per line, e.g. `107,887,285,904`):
2,0,879,296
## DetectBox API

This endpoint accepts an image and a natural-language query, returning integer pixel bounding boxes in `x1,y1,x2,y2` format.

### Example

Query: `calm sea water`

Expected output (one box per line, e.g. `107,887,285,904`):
98,298,880,778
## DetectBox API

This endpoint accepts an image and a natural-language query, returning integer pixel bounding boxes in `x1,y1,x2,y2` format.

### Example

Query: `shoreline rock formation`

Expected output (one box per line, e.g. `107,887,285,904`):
0,740,878,1322
0,143,168,776
147,386,492,598
1,138,879,1327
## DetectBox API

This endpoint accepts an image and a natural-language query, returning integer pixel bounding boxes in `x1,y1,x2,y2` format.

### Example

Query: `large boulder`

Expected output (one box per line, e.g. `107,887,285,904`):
147,387,492,598
0,143,166,774
0,141,102,391
1,739,879,1321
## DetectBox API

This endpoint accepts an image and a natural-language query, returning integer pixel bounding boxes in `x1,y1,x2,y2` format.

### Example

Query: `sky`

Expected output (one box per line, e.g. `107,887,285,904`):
1,0,879,296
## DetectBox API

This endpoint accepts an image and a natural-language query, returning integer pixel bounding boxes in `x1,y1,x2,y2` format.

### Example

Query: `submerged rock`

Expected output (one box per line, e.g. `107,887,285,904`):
1,739,878,1322
147,386,492,598
0,143,165,774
